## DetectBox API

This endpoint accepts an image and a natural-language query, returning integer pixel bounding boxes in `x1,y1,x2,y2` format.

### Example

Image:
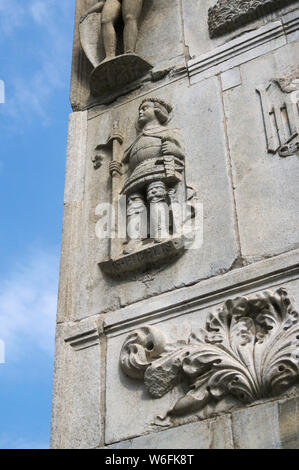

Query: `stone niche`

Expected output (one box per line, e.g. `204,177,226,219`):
222,42,299,262
58,76,239,323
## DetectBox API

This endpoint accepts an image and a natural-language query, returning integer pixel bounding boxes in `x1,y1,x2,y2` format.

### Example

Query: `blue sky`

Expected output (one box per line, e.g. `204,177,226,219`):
0,0,75,448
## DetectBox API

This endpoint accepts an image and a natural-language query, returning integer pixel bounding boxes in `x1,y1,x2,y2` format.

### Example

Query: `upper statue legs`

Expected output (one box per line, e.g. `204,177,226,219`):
101,0,144,59
101,0,122,59
122,0,144,54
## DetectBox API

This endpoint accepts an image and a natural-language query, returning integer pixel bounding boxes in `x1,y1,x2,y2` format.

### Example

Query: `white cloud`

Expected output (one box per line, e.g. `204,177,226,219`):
0,247,59,360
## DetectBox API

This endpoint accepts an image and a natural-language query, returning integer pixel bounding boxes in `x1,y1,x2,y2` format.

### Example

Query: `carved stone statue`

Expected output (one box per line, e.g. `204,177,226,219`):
101,0,144,60
80,0,152,97
119,98,186,254
96,99,196,276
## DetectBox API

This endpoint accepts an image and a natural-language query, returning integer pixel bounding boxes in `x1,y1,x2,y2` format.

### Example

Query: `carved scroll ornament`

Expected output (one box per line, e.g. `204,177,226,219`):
208,0,298,38
120,288,299,418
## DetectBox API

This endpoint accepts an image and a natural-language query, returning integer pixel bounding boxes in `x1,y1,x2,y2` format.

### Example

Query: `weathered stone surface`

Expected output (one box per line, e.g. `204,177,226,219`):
50,320,103,449
232,402,281,449
188,21,287,86
278,397,299,449
282,9,299,42
64,111,87,205
104,394,299,448
106,416,234,449
221,67,241,92
223,42,299,262
57,111,88,323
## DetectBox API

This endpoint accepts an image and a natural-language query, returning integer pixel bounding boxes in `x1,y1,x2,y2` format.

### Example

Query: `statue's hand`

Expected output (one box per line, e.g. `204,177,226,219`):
161,141,180,157
109,161,122,177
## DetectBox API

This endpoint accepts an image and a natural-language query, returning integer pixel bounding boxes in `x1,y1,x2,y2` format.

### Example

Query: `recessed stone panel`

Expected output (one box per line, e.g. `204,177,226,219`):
70,76,238,320
223,42,299,262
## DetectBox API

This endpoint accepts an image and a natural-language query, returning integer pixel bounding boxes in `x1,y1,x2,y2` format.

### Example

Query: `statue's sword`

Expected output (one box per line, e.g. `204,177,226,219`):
108,121,124,258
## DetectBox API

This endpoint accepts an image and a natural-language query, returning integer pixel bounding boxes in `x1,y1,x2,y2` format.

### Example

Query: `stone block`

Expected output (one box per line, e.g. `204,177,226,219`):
106,416,233,449
278,397,299,449
64,111,88,205
232,402,281,449
282,8,299,43
51,320,103,449
221,68,241,92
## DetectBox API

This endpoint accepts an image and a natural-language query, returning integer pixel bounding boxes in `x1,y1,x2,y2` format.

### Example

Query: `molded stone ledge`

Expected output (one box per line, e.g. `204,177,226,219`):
104,248,299,337
282,8,299,42
188,19,294,85
65,328,100,351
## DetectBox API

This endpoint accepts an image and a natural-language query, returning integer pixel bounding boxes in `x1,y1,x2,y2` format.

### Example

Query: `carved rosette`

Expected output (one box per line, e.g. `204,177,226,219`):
208,0,298,38
120,289,299,418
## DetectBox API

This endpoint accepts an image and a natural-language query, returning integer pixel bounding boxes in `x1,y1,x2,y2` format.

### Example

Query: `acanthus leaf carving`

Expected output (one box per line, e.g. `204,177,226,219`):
208,0,298,38
120,288,299,419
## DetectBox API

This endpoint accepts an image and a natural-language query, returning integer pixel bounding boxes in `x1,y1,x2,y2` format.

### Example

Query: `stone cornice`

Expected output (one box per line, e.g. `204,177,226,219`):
104,249,299,337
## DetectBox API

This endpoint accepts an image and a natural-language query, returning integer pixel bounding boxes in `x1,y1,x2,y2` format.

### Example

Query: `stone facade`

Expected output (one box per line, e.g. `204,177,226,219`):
51,0,299,449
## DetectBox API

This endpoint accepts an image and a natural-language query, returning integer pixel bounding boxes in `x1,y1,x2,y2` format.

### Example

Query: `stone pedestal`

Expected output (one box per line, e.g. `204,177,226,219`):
51,0,299,449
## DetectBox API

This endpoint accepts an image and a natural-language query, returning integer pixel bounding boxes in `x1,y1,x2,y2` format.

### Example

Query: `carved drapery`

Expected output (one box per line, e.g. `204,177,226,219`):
120,288,299,418
208,0,298,38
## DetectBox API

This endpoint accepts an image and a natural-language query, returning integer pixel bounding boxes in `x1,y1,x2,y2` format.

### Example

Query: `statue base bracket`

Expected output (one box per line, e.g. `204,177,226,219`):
90,54,153,98
99,237,186,277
